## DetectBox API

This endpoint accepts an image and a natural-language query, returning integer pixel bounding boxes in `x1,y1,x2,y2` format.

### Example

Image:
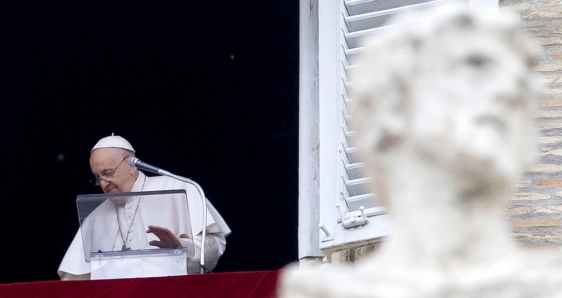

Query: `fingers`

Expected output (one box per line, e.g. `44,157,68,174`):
146,225,164,233
149,240,163,248
146,225,171,236
146,225,182,249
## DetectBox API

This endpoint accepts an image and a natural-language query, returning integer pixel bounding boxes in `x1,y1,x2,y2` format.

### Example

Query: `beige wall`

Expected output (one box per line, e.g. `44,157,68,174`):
501,0,562,250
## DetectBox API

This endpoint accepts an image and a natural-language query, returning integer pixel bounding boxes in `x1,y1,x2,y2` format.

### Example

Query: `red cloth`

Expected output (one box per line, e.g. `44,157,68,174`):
0,270,280,298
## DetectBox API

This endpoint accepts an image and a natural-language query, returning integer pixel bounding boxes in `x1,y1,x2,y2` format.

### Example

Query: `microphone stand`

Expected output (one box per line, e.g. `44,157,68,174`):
154,169,208,274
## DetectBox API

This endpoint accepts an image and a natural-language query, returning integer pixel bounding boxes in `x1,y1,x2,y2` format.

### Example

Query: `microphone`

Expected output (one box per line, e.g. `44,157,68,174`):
127,157,162,175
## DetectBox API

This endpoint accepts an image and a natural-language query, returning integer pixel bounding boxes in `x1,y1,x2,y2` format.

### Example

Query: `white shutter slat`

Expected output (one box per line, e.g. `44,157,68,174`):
345,162,365,180
345,0,448,16
346,193,377,211
345,177,371,197
344,26,392,49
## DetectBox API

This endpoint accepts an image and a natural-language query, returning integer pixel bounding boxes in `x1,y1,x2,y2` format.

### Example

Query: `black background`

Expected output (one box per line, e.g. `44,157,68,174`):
0,1,298,283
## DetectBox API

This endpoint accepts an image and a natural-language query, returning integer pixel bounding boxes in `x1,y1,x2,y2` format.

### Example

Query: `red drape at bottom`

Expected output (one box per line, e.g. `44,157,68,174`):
0,270,281,298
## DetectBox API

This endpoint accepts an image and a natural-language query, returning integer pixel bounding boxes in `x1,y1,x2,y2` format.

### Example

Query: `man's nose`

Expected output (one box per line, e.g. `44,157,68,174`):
100,179,110,190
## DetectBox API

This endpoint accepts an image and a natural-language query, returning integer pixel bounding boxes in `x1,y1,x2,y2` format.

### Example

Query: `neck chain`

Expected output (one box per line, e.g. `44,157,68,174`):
116,174,146,251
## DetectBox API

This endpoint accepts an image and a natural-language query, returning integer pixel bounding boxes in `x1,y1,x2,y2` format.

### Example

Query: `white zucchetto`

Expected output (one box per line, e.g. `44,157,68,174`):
91,134,135,153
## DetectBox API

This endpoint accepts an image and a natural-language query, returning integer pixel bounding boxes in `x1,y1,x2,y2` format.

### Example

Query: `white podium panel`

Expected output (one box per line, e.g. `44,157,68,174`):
90,249,188,279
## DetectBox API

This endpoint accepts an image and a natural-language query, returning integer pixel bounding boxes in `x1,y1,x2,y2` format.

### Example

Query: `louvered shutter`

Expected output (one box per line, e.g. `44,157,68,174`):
299,0,497,263
319,0,466,259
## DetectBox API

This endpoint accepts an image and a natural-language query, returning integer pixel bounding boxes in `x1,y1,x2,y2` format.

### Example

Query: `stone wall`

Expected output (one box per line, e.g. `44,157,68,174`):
501,0,562,250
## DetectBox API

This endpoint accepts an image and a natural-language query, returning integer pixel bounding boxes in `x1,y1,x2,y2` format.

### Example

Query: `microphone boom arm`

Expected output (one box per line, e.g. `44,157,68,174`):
157,170,208,274
157,169,208,274
128,158,208,274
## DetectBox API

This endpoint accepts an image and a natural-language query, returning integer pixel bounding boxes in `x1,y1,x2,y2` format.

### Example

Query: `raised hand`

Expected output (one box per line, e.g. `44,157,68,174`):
146,225,183,249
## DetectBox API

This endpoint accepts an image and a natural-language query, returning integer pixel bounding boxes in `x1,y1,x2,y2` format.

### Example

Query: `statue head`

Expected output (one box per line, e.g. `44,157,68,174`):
349,5,544,206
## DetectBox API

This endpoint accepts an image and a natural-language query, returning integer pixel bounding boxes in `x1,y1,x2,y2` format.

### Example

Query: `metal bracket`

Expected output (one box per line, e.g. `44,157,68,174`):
319,223,335,242
337,205,368,229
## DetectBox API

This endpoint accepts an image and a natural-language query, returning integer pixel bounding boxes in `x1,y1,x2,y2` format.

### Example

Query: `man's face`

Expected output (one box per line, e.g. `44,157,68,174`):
90,148,135,194
410,28,537,183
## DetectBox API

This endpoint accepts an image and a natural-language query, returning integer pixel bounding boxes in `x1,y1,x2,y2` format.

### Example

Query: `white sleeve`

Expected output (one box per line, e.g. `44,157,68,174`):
58,230,93,280
183,231,227,273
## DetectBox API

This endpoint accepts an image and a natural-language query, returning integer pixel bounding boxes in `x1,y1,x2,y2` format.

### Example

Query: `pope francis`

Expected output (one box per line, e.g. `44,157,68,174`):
58,135,231,280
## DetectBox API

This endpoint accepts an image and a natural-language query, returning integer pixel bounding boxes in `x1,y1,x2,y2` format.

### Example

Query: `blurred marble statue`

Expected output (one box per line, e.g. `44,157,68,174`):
279,4,562,297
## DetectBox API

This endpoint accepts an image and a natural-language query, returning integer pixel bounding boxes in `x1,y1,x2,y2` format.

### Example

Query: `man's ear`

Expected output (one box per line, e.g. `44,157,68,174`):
129,164,137,175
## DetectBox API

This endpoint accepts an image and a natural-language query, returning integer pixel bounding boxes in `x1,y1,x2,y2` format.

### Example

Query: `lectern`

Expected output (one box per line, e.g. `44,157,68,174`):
77,189,195,280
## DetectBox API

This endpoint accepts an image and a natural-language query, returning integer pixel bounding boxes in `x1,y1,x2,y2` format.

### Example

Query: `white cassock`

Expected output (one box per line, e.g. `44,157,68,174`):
58,171,231,280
